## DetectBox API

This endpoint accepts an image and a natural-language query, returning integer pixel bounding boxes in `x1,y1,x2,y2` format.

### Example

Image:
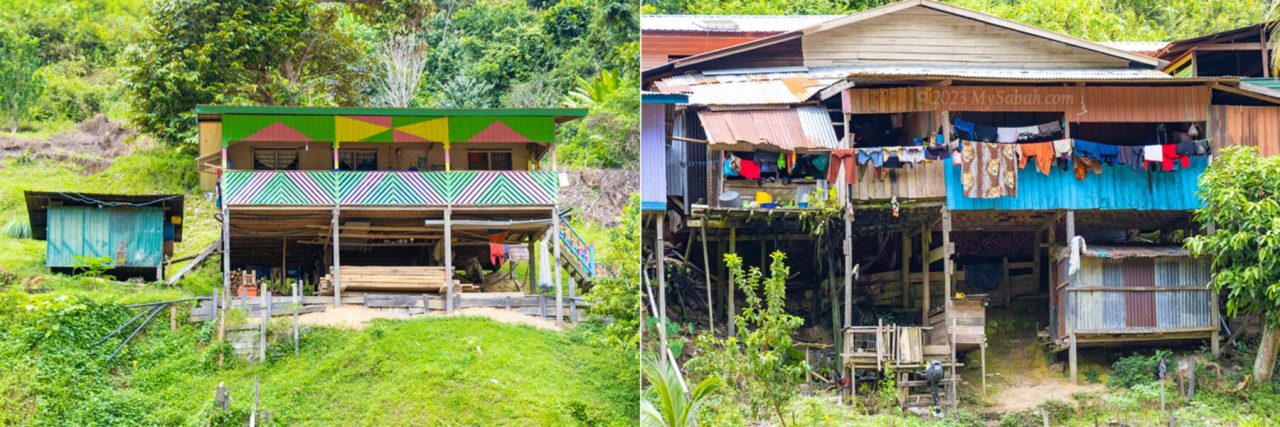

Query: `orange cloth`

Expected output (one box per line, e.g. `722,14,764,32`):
827,149,857,185
1018,142,1054,176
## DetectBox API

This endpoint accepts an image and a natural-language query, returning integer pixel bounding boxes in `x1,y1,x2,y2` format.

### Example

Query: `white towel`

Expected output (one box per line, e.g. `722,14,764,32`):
1068,236,1087,276
997,127,1019,143
1143,145,1162,162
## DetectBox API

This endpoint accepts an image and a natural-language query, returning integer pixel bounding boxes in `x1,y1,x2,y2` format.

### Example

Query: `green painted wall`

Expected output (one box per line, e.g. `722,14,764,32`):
46,206,164,269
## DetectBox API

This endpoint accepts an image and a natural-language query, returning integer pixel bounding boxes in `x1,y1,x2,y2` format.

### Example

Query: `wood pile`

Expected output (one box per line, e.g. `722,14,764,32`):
231,269,258,296
317,266,475,295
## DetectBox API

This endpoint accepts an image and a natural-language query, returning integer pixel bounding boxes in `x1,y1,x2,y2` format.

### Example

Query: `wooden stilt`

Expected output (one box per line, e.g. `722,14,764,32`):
921,223,930,324
293,281,299,356
444,207,453,314
332,206,342,307
701,222,714,332
219,203,229,369
1069,332,1079,385
728,227,737,337
552,207,563,327
844,209,853,330
656,214,668,355
902,230,911,309
981,343,987,395
942,208,953,307
1033,228,1043,292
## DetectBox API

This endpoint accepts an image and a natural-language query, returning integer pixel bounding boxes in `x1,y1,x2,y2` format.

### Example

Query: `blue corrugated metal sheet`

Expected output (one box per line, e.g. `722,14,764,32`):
46,206,164,268
945,156,1206,210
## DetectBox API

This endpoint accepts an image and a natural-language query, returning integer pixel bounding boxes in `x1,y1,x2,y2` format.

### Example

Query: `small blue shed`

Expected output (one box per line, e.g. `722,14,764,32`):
25,192,184,280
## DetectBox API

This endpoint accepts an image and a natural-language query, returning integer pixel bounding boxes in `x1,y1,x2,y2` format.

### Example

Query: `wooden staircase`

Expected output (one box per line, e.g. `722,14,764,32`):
557,215,597,287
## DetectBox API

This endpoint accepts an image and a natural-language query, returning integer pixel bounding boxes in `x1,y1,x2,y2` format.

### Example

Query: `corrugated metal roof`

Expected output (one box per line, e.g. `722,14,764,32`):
641,15,839,33
832,65,1175,81
1097,41,1168,55
1055,244,1194,260
697,106,838,152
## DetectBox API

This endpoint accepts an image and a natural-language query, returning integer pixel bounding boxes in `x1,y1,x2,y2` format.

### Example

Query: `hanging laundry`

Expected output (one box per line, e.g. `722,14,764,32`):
1115,146,1143,171
1073,139,1119,165
754,151,780,174
960,141,1018,199
856,147,884,167
723,156,741,177
1019,142,1055,176
1142,145,1163,171
1175,139,1210,157
1014,125,1040,142
1037,120,1062,137
1161,144,1189,172
882,147,904,169
953,119,976,139
925,143,951,160
739,158,761,179
489,231,510,266
1073,155,1103,181
827,149,857,185
901,146,925,164
1051,139,1073,170
810,154,829,172
996,127,1019,143
974,125,998,142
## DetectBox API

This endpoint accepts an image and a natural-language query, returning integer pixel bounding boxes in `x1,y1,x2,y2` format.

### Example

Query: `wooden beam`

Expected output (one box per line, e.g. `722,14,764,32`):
657,214,668,354
901,230,911,309
1192,42,1264,51
701,219,714,332
728,227,737,337
332,206,342,306
942,207,953,308
921,223,930,325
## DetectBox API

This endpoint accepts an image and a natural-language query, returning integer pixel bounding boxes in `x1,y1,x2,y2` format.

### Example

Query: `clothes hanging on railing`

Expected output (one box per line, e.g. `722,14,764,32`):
960,141,1018,199
828,148,857,185
1018,142,1055,176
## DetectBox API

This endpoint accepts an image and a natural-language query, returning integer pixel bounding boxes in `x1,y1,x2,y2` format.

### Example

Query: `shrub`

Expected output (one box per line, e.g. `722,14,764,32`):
1109,350,1171,388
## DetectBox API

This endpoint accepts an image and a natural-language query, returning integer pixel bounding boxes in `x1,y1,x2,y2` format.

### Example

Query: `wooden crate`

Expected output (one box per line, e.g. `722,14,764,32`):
928,298,986,351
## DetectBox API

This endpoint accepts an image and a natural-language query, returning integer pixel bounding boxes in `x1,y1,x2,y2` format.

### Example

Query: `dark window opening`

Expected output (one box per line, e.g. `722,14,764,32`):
252,149,299,170
466,150,514,170
339,150,378,171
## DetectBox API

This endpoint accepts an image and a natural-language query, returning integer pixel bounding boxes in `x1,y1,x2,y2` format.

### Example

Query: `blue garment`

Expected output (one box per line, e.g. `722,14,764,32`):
723,158,739,177
1073,139,1119,164
974,125,998,142
856,147,884,167
953,119,976,139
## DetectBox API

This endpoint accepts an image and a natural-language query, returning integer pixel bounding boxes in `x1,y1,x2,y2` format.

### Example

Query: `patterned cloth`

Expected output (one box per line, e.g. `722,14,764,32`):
960,141,1018,199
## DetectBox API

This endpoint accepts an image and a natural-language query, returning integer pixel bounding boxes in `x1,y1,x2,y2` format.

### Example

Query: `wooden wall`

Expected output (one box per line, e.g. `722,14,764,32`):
1209,105,1280,156
641,31,777,70
802,6,1129,69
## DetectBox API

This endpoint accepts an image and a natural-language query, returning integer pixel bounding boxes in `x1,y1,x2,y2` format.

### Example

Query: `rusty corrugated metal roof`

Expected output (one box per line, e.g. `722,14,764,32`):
654,69,846,105
641,15,840,33
697,105,838,152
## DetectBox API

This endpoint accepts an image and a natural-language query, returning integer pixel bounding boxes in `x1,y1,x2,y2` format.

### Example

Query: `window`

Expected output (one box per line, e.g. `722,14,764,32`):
252,149,299,170
339,150,378,171
466,150,514,171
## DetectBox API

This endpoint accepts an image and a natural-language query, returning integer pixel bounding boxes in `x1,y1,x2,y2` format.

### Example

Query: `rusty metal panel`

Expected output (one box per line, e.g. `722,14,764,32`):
697,106,838,151
1209,105,1280,156
1122,258,1156,328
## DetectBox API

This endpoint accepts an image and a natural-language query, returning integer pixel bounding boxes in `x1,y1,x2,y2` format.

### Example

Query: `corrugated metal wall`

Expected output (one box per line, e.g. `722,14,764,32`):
1209,105,1280,156
46,206,164,268
945,157,1206,210
669,111,689,203
1059,256,1212,335
641,104,667,211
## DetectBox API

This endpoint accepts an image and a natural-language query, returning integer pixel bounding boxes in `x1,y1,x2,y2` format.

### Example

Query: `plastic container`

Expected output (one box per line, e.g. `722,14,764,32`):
718,191,741,208
755,191,773,204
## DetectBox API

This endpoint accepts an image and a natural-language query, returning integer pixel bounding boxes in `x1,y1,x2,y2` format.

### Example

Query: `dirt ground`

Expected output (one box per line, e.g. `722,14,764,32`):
295,305,560,331
0,114,141,172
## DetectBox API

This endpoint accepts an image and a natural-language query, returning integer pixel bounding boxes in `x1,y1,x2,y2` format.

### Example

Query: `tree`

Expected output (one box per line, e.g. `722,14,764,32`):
586,194,642,350
1186,146,1280,383
685,251,805,425
373,33,429,107
0,31,43,133
126,0,372,147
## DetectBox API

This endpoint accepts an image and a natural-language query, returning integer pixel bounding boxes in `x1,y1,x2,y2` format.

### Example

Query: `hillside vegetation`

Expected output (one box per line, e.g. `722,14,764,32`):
0,0,641,424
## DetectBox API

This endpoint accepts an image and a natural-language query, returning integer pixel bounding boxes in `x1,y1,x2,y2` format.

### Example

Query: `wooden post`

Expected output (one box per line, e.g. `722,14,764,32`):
215,288,223,368
292,281,299,356
700,222,714,332
331,206,342,307
552,208,563,327
259,290,269,362
902,230,911,309
445,207,454,315
1211,290,1221,355
942,207,953,309
527,236,538,293
280,237,287,292
219,202,230,369
1065,210,1076,245
981,343,987,395
844,211,853,330
1069,332,1079,385
728,227,737,337
656,214,668,355
1033,228,1043,292
922,223,931,324
1002,257,1011,307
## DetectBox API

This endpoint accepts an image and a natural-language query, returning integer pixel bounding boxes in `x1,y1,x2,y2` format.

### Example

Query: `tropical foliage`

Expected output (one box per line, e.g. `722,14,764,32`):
685,252,806,425
642,357,721,427
1186,146,1280,382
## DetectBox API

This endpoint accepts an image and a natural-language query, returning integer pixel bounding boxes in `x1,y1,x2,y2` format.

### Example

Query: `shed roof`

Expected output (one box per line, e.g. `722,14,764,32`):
697,106,839,152
24,192,184,241
1058,244,1194,260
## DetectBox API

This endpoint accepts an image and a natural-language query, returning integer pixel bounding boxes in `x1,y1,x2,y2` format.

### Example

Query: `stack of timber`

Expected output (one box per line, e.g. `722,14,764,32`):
231,269,258,296
316,266,476,295
861,261,1037,308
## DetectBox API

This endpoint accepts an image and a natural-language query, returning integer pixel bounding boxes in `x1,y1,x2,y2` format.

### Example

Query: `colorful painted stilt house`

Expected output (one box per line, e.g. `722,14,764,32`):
196,106,591,325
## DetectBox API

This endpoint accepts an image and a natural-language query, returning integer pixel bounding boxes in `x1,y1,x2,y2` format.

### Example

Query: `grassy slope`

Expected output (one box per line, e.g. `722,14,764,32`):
0,150,637,425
